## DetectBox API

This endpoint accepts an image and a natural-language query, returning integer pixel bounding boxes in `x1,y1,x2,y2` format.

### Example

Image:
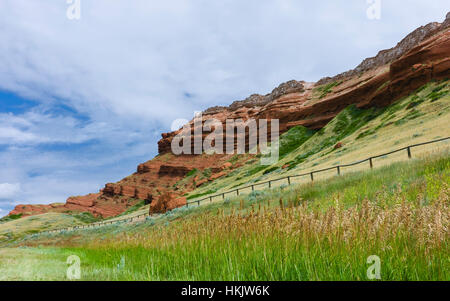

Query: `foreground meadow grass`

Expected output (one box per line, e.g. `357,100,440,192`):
60,155,449,281
1,153,449,280
67,196,448,281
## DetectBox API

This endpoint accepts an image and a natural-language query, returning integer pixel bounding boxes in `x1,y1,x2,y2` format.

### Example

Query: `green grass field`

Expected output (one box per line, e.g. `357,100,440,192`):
1,152,448,280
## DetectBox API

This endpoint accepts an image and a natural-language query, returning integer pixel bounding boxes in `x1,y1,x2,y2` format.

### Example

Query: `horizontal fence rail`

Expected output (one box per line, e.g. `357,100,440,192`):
37,136,449,235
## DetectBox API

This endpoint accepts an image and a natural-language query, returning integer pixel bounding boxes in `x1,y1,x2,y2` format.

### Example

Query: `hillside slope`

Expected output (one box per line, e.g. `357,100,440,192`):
3,150,449,280
6,12,450,220
0,77,448,246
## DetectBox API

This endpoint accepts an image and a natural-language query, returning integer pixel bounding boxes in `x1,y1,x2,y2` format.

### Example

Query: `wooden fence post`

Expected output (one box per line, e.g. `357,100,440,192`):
287,176,291,185
407,147,412,159
337,166,341,175
310,172,314,181
369,158,373,169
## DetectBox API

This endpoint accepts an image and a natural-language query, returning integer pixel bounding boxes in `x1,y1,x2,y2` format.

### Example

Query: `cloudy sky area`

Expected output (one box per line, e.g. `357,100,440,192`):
0,0,449,216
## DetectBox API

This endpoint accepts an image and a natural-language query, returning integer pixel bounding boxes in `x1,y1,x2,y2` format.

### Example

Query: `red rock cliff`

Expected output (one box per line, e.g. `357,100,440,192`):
158,15,450,155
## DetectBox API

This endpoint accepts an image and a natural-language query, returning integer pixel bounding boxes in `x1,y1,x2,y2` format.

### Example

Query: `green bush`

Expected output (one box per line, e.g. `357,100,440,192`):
0,213,23,223
263,166,279,175
186,169,198,177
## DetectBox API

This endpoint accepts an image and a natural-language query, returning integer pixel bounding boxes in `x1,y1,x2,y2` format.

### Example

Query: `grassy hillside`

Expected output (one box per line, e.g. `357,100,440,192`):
0,212,88,243
1,152,448,280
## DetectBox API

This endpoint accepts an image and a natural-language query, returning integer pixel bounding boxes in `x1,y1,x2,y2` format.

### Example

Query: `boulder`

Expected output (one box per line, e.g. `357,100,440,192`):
149,192,187,214
334,142,343,150
166,196,187,212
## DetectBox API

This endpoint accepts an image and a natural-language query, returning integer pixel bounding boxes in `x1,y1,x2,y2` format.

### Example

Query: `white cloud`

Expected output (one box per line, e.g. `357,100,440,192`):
0,126,39,144
1,0,446,125
0,183,21,199
0,110,153,146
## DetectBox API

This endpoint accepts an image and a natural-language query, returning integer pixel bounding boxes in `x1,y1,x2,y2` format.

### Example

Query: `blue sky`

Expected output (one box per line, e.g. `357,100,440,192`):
0,0,449,216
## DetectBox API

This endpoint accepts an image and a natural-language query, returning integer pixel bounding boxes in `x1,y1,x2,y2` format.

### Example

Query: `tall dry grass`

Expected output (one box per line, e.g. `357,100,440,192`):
12,153,448,280
68,183,448,280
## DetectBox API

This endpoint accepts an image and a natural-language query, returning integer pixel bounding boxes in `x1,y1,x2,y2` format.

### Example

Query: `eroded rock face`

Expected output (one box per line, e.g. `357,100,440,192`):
388,30,450,99
157,80,306,154
157,17,450,155
443,12,450,29
66,193,98,207
8,204,63,217
317,16,449,86
137,163,152,174
55,154,228,217
103,183,122,195
136,187,152,200
158,165,193,177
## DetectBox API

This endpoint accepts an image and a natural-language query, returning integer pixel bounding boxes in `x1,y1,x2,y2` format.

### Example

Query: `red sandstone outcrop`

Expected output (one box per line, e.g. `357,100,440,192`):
158,165,193,177
317,14,449,86
157,15,450,154
66,193,98,207
157,80,305,154
388,30,450,99
136,187,153,200
103,183,122,195
8,204,62,217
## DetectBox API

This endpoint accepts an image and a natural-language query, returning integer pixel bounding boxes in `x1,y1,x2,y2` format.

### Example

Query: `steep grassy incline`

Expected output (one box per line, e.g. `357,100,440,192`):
184,80,449,199
3,151,449,280
0,212,99,242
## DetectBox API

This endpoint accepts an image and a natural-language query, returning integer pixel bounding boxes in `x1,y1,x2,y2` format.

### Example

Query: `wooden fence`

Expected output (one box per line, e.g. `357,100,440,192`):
38,136,449,235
